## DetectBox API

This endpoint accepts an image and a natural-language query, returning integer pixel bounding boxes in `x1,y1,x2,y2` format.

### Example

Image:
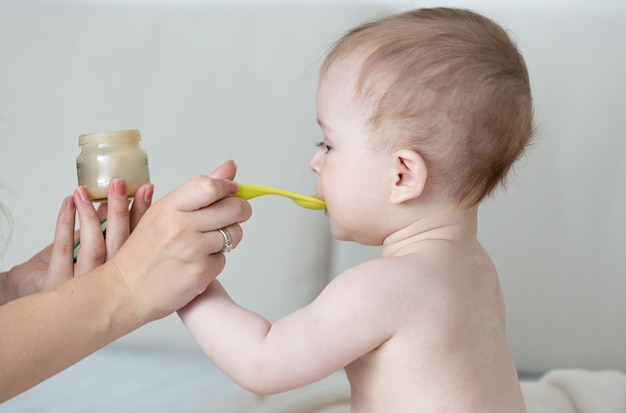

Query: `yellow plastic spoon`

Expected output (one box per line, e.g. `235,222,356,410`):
236,184,326,210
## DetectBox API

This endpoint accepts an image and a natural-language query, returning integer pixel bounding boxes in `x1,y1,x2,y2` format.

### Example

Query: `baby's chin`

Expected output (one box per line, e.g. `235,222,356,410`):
330,222,382,245
328,222,353,242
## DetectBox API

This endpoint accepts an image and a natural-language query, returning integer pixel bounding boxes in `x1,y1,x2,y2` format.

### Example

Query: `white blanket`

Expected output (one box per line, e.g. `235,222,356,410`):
522,369,626,413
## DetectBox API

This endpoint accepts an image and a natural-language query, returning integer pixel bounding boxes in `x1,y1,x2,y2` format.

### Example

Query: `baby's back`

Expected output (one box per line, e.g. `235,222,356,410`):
345,240,526,412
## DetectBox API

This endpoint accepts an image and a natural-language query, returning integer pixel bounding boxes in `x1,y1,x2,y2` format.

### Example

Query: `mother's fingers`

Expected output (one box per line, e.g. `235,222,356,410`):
166,175,238,213
46,196,77,279
73,187,107,271
102,179,130,259
207,224,244,255
192,196,251,233
209,160,237,180
130,182,154,230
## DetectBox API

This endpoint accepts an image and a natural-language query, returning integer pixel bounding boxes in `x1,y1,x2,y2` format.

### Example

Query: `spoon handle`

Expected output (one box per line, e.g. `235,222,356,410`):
235,184,326,210
235,184,277,200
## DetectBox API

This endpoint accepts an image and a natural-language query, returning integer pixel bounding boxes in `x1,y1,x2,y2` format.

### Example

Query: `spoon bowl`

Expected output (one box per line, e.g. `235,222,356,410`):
236,184,326,210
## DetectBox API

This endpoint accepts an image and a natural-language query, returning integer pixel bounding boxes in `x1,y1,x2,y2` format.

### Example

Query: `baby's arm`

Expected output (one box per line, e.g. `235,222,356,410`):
178,260,397,395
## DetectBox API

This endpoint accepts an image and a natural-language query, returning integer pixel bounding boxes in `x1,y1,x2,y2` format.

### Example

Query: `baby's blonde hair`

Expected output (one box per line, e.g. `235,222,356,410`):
321,8,534,206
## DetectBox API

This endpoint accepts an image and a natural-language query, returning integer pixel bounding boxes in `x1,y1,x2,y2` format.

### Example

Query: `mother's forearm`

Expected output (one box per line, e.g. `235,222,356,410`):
0,270,19,306
0,265,140,402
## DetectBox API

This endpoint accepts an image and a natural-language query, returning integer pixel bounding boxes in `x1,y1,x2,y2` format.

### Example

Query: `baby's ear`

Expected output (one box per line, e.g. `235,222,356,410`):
389,149,427,204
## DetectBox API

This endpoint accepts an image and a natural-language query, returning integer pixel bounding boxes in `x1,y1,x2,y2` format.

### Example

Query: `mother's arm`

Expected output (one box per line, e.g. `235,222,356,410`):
0,161,251,402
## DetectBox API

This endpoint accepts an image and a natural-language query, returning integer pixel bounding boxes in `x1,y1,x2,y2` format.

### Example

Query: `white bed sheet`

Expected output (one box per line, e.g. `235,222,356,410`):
2,346,240,413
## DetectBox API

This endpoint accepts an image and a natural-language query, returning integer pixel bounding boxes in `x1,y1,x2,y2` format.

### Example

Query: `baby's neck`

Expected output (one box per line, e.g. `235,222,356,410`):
381,204,478,258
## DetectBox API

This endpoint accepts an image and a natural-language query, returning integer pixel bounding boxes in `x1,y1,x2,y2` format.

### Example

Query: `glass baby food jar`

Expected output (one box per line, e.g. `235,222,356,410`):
76,129,150,202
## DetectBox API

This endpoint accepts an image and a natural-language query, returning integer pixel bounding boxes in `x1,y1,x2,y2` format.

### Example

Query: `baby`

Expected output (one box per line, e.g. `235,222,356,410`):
179,7,533,412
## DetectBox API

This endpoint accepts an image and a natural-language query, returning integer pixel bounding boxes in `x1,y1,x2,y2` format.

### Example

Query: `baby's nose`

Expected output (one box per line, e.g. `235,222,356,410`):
309,153,321,174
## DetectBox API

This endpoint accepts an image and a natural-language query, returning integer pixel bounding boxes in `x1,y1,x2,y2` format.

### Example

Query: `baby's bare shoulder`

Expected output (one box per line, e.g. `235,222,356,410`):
328,253,445,308
331,243,499,311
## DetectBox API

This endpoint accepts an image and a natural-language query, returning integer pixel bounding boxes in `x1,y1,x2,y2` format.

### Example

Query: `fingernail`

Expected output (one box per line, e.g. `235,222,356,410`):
144,183,154,202
228,181,239,195
75,186,91,203
111,178,127,197
63,195,76,210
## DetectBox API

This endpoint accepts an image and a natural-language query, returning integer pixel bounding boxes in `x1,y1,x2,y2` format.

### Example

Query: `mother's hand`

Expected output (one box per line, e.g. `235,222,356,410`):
1,180,153,302
109,161,252,322
72,179,153,272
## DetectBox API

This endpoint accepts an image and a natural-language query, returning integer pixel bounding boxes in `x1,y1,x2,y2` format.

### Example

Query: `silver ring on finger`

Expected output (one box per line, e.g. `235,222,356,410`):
218,227,233,253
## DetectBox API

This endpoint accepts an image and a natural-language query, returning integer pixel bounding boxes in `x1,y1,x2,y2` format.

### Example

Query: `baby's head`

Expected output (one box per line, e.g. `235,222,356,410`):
320,7,534,207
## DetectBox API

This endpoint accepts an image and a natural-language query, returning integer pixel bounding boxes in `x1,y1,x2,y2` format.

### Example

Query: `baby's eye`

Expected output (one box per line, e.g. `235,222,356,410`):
315,141,332,154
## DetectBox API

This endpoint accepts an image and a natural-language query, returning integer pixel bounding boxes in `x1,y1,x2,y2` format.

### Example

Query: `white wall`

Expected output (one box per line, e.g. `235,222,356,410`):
51,0,626,13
